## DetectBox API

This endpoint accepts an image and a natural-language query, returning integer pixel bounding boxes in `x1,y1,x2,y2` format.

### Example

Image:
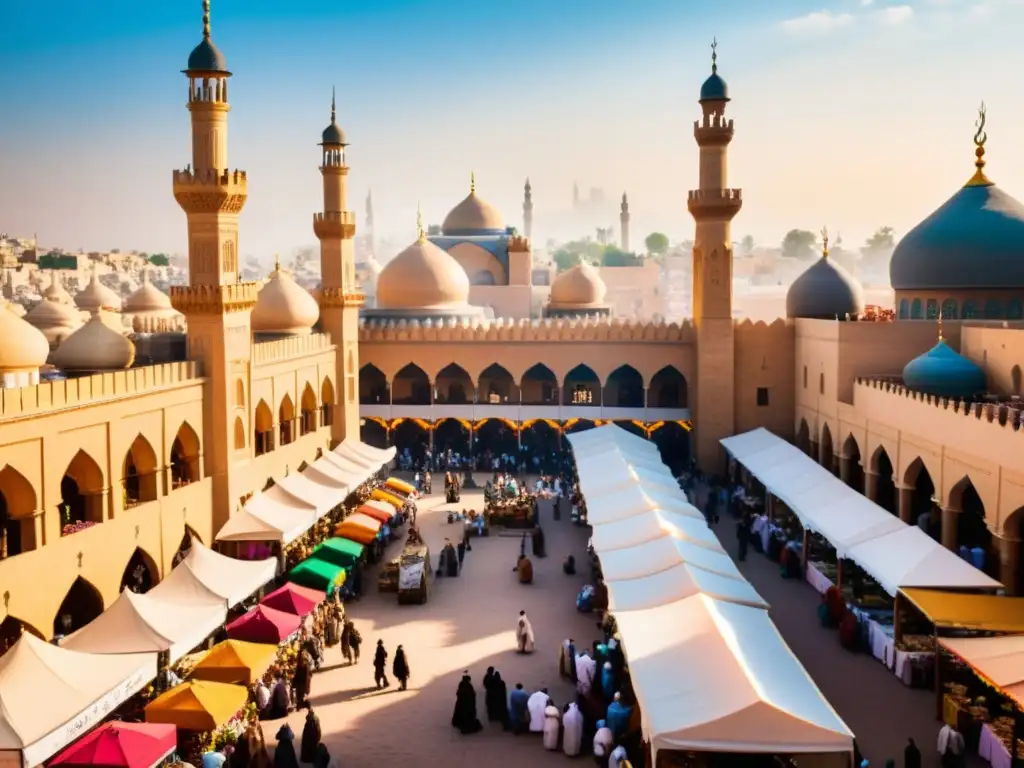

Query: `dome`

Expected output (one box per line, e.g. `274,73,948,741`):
125,274,173,313
0,300,50,373
786,256,864,319
376,237,471,310
5,302,26,318
75,274,122,312
52,312,136,372
700,72,729,102
251,263,320,335
26,297,82,332
320,89,347,145
442,179,506,235
902,339,986,399
42,273,73,304
549,261,609,308
186,38,228,74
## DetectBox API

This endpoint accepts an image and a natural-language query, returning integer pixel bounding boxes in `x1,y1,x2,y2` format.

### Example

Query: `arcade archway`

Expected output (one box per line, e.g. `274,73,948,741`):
434,419,470,457
473,419,518,461
59,450,105,534
479,364,518,404
842,435,863,494
122,435,159,507
521,420,560,469
904,458,937,531
951,476,992,572
820,424,834,473
871,447,896,515
0,616,42,657
565,419,597,434
435,364,473,405
300,383,318,436
604,366,644,408
254,400,274,456
279,394,296,446
796,420,811,454
648,366,688,409
521,364,558,405
613,420,647,439
53,576,104,636
172,526,201,568
120,547,159,594
392,364,431,405
359,365,389,405
0,466,38,557
321,377,336,427
170,422,201,487
563,365,601,407
392,419,428,464
650,422,691,475
360,419,388,449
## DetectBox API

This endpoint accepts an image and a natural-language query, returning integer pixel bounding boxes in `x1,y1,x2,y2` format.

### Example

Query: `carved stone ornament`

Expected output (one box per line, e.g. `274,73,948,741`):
175,191,247,214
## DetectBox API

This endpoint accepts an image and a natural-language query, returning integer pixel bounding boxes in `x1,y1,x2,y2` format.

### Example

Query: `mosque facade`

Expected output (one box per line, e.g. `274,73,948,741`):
1,3,1024,652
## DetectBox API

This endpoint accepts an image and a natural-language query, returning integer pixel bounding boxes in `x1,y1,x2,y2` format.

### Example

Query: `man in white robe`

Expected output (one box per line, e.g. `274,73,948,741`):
576,650,597,696
516,610,536,654
562,702,584,756
527,688,549,733
542,704,561,750
609,744,628,768
593,720,614,765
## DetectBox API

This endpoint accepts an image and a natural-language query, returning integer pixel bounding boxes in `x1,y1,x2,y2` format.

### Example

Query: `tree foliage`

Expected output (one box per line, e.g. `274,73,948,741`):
601,247,641,267
147,253,170,266
863,226,896,254
644,232,669,256
781,229,817,260
740,235,755,255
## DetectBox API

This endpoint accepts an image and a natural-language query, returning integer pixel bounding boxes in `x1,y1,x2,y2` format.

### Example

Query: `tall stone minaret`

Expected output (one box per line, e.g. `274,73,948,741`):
687,39,743,473
313,88,362,446
572,181,580,209
171,0,256,529
523,178,533,240
620,192,631,251
365,188,375,257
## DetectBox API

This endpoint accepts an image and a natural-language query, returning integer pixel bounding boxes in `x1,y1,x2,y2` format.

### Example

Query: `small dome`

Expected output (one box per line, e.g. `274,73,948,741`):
42,273,73,304
125,274,173,313
322,119,346,146
442,185,506,235
76,274,122,312
251,264,320,335
700,71,729,102
376,238,471,310
890,183,1024,290
786,256,864,319
52,312,136,372
902,339,986,399
0,300,50,372
26,297,82,330
549,261,609,308
186,38,229,74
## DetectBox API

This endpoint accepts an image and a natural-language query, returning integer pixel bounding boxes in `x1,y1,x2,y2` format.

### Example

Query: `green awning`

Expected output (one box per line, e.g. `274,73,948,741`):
288,558,346,595
313,537,365,568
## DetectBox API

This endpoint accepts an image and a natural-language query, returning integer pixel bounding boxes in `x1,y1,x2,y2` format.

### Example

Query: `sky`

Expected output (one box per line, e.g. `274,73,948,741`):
0,0,1020,262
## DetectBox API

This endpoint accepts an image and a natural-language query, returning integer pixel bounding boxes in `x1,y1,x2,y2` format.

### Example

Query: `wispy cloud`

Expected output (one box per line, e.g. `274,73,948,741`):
860,0,875,5
780,9,855,33
873,4,915,23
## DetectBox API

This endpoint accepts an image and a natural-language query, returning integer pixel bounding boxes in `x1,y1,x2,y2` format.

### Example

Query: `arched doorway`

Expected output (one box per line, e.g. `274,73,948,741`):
360,419,388,449
120,547,159,593
172,526,200,568
796,420,811,454
820,424,834,473
0,616,42,657
254,400,274,456
521,364,558,405
392,419,428,465
359,365,389,405
434,419,470,457
0,466,38,557
651,422,691,475
563,365,601,407
59,450,105,536
122,434,159,507
479,364,519,404
170,422,201,488
392,364,431,405
842,435,863,494
871,447,896,515
320,377,336,428
904,458,937,533
648,366,688,409
521,420,560,470
604,366,644,408
951,477,993,572
474,419,518,463
279,394,296,446
53,576,104,637
300,383,318,435
435,364,474,405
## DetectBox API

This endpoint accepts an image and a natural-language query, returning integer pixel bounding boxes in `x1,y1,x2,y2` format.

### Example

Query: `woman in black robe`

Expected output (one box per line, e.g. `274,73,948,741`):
485,669,509,728
299,705,321,763
273,725,299,768
392,645,410,690
312,744,332,768
451,672,483,734
532,526,546,558
445,543,459,577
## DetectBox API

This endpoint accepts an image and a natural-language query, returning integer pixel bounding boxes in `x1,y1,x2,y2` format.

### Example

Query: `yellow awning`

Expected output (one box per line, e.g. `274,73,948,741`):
189,639,279,685
144,680,248,731
901,589,1024,632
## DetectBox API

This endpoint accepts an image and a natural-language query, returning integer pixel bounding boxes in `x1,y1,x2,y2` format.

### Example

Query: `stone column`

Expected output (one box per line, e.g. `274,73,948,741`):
839,456,851,485
896,484,914,523
864,470,879,503
809,440,819,460
1000,536,1021,595
941,507,959,551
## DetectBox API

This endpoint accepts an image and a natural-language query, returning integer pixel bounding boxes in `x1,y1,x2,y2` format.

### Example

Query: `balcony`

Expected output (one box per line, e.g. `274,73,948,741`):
359,403,691,424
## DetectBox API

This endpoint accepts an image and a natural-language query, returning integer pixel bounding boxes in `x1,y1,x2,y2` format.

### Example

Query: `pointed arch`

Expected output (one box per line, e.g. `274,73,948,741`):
321,376,336,427
904,457,936,528
392,364,430,405
948,475,986,517
60,449,105,533
649,366,688,409
820,423,834,473
870,445,897,514
254,399,274,456
563,364,601,406
521,363,558,406
435,363,473,405
0,616,43,657
279,393,296,446
120,546,159,594
359,364,388,405
122,434,159,507
479,363,518,404
842,434,863,494
796,419,811,454
170,421,201,488
235,379,246,408
604,365,644,408
300,382,318,436
53,576,104,636
948,475,990,556
0,466,38,557
234,416,246,451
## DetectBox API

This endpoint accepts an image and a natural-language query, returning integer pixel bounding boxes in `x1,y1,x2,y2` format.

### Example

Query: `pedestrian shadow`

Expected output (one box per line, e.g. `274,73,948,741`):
310,685,385,706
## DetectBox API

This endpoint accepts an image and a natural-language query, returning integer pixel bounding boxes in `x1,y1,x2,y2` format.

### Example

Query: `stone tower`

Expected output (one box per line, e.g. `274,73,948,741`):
620,192,631,252
170,0,258,529
365,188,375,257
313,89,363,446
523,178,534,241
687,40,743,473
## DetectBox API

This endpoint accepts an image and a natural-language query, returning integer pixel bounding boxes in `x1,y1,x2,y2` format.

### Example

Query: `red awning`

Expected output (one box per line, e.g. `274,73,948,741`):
225,605,301,644
260,583,326,617
49,722,176,768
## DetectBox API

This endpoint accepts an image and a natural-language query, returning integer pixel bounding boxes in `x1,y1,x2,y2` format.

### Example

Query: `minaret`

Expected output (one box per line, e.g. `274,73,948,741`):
687,39,743,473
170,0,257,530
365,188,375,257
573,181,580,209
620,192,631,251
313,88,362,446
523,178,534,240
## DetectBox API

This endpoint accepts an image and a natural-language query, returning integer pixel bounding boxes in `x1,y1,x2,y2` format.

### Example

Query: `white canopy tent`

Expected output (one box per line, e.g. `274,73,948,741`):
591,509,724,554
939,635,1024,708
340,438,396,465
177,540,276,608
275,473,343,517
583,483,702,526
215,485,318,544
302,458,353,491
578,462,682,498
607,563,768,612
569,423,659,455
618,595,853,757
576,450,677,486
574,442,666,473
598,535,737,580
328,445,378,476
0,633,157,768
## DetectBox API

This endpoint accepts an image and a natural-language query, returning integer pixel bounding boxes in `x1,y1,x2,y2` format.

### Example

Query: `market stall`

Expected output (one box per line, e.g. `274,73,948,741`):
590,508,725,554
579,462,683,499
341,438,397,466
49,722,177,768
599,535,742,581
305,455,361,490
323,451,377,486
370,488,406,511
224,605,301,644
175,541,276,609
606,561,768,612
275,472,345,518
385,477,416,498
144,680,248,731
215,486,320,546
334,512,383,545
357,502,395,524
0,633,158,768
288,558,347,595
311,537,365,570
260,583,325,617
583,483,703,526
331,443,378,471
188,640,278,686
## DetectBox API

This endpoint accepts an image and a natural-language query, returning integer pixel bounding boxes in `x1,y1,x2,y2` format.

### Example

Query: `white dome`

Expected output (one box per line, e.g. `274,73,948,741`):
52,312,136,371
75,274,122,312
376,237,471,310
251,262,320,335
0,300,50,372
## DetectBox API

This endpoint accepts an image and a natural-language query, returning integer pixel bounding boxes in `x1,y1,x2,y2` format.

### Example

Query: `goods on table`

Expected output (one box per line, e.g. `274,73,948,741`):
898,634,934,653
398,544,430,605
378,559,400,593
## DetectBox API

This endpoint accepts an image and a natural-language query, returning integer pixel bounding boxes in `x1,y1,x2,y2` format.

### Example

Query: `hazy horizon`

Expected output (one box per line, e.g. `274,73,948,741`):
1,0,1020,259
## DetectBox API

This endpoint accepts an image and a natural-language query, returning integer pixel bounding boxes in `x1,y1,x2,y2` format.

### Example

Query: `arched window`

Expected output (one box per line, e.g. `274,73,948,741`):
926,299,939,320
279,395,295,446
984,299,1002,319
1008,299,1023,320
300,384,318,436
254,400,274,456
235,379,245,407
170,423,201,488
898,299,909,319
234,417,246,450
1012,365,1023,397
963,300,979,319
941,299,957,320
911,299,923,319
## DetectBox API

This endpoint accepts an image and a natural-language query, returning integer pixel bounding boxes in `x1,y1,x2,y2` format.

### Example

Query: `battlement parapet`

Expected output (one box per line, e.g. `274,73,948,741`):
253,333,333,366
313,211,357,240
173,168,247,186
319,287,365,309
508,234,531,253
694,115,735,145
687,189,743,220
173,169,248,214
856,376,1024,432
170,283,258,315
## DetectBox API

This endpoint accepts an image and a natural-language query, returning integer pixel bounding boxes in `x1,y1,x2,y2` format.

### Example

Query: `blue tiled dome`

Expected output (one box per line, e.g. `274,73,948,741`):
186,38,228,74
890,183,1024,290
321,121,346,146
786,256,864,319
700,72,729,102
902,340,986,399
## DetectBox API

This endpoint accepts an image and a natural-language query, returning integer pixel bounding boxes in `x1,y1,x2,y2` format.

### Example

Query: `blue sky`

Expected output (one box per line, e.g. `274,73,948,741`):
1,0,1020,260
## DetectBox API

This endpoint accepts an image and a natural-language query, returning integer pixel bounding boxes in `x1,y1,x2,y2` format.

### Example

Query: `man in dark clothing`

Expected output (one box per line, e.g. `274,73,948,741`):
457,539,466,569
905,738,921,768
373,640,390,689
737,515,751,562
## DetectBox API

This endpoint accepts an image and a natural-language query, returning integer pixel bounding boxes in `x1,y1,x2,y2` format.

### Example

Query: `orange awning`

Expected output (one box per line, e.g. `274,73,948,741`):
144,680,248,731
357,504,392,524
901,589,1024,633
189,639,279,685
385,478,415,496
371,489,404,509
334,512,382,545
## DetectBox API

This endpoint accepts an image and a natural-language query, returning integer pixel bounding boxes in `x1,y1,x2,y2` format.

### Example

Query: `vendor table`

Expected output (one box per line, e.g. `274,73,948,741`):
979,723,1012,768
869,618,895,667
805,562,833,594
894,649,934,686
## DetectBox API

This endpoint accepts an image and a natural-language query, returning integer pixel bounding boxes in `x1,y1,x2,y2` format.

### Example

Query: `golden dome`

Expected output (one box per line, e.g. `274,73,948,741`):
376,237,471,310
52,313,136,372
5,302,26,318
42,272,73,304
0,300,50,372
549,261,609,308
26,297,83,331
251,261,320,335
76,274,122,312
441,175,506,235
125,273,173,313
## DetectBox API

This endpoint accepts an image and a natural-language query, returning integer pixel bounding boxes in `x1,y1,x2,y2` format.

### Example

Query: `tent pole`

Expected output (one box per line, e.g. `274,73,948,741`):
935,645,944,720
894,592,903,647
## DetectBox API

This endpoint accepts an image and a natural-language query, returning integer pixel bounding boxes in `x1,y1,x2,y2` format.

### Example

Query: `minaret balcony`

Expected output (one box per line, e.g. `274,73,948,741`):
170,282,259,316
693,120,735,147
173,168,248,214
313,211,357,240
687,189,743,221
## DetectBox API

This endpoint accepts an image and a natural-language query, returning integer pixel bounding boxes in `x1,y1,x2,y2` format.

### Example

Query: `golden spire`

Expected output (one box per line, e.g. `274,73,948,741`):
711,37,718,74
470,171,476,195
820,226,829,259
965,101,993,187
416,203,425,243
202,0,211,39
